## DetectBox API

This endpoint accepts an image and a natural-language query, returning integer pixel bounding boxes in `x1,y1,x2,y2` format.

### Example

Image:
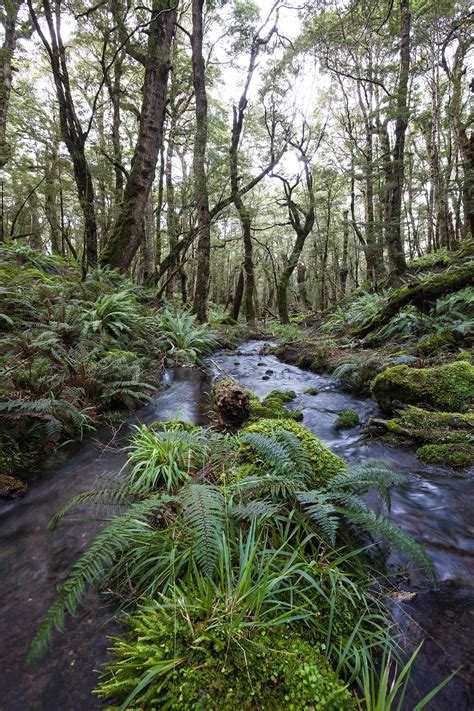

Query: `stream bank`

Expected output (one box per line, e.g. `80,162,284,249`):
0,341,472,709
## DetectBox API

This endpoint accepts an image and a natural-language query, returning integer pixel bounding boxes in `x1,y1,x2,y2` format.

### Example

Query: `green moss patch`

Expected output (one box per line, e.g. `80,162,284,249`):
304,387,319,395
416,444,472,468
336,410,360,429
243,417,346,487
96,610,354,710
371,361,474,412
247,391,303,422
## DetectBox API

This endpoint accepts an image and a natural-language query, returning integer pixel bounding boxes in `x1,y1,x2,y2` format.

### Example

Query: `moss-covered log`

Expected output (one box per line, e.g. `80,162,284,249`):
353,262,474,338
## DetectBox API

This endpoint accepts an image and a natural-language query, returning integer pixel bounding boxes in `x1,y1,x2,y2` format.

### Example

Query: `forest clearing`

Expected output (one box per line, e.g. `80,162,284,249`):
0,0,473,709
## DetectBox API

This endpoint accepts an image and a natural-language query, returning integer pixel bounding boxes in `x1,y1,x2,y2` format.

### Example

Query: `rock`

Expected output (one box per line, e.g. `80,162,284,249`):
335,410,360,429
385,355,420,367
262,375,270,380
0,474,28,499
265,369,274,375
371,361,474,413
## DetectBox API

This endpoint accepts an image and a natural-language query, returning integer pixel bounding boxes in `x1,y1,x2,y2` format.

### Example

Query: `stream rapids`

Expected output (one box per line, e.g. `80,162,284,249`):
1,340,473,709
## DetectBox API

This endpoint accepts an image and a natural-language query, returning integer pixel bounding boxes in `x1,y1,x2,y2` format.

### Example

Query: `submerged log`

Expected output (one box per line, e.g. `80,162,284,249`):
212,378,250,428
353,262,474,338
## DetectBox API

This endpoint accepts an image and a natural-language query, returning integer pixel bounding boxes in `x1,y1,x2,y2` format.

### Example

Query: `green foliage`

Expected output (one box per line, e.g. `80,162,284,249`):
0,246,218,470
371,361,474,412
416,444,472,469
127,424,208,492
333,356,382,394
336,410,360,429
156,306,218,364
321,292,388,336
95,608,354,710
243,417,346,487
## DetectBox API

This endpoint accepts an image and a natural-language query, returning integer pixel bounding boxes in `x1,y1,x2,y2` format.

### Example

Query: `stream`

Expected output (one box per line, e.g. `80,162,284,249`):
1,340,473,709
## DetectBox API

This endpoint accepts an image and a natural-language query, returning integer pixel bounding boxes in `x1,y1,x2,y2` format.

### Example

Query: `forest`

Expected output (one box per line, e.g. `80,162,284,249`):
0,0,473,709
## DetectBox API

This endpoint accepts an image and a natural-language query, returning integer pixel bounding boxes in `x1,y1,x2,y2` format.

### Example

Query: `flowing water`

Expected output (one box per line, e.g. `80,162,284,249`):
1,341,473,709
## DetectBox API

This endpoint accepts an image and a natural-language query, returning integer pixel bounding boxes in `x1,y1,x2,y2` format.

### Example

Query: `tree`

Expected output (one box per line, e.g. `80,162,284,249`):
100,0,177,272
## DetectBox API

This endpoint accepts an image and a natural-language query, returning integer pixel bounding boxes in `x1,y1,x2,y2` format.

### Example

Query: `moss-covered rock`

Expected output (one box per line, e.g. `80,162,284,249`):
415,330,459,356
371,361,474,412
0,474,27,499
416,444,472,468
247,391,303,422
264,389,297,403
96,610,354,710
381,406,474,444
304,387,319,395
335,410,360,429
243,418,346,487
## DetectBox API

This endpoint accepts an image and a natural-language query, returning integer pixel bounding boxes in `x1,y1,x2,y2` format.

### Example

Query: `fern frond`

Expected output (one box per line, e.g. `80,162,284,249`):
28,495,171,662
231,499,279,521
179,483,225,575
296,490,341,545
242,432,296,474
340,508,435,581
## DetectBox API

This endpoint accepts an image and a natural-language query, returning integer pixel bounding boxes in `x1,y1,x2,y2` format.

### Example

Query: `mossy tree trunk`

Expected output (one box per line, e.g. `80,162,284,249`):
191,0,212,323
0,0,21,176
383,0,411,277
100,1,177,273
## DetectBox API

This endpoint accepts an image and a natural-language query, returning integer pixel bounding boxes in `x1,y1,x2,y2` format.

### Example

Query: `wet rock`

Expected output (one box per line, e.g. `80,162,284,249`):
385,355,420,367
262,375,270,380
0,474,28,499
265,369,274,375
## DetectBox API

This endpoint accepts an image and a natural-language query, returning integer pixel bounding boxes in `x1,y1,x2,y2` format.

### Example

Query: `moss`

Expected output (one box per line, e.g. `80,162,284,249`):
247,392,303,422
455,350,473,363
243,418,346,487
372,407,474,457
311,344,333,372
304,387,319,395
264,389,297,403
96,609,354,710
0,474,28,499
415,330,459,356
416,444,472,468
371,361,474,412
336,410,360,429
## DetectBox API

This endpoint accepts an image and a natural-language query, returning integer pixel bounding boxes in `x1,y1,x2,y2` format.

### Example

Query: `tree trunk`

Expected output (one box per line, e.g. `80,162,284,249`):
384,0,410,275
101,1,177,272
0,0,21,171
191,0,212,322
340,209,349,297
28,0,98,266
231,266,244,321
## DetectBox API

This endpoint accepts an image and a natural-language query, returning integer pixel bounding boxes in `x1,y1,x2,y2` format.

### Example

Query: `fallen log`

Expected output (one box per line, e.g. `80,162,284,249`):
353,262,474,338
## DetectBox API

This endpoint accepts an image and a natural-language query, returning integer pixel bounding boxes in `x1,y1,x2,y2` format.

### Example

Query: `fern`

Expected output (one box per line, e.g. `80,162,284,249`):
179,484,225,575
28,495,172,662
